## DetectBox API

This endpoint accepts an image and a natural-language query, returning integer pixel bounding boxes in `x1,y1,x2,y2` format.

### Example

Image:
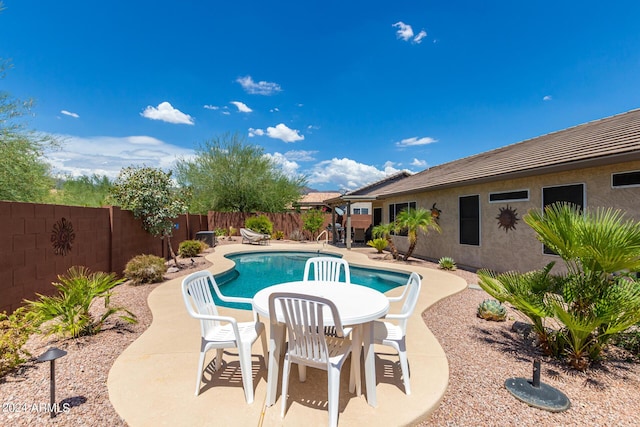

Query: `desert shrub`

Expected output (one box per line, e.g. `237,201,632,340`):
124,254,168,285
25,266,137,338
228,226,237,237
367,238,388,253
289,229,304,241
214,227,228,238
477,299,507,321
178,240,207,257
438,256,457,270
273,230,285,240
245,215,273,235
0,307,36,377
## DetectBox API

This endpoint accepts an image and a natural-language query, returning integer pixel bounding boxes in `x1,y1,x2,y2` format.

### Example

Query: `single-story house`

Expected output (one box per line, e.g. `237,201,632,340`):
335,108,640,273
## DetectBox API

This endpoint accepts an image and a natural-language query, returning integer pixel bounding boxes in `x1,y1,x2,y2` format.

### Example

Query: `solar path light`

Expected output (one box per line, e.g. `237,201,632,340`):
505,359,570,413
37,347,67,418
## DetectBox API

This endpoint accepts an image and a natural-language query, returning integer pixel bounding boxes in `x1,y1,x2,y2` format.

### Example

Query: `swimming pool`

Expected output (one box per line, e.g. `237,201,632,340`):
213,251,409,310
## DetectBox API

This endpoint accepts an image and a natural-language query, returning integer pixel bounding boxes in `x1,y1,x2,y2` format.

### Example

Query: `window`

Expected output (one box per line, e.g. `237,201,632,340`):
353,208,369,215
388,201,416,236
459,195,480,246
489,189,529,203
388,201,416,223
612,170,640,188
542,183,585,254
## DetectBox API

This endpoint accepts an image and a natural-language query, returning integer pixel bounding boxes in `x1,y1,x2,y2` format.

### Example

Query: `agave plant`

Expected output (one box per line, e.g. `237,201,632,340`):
477,299,507,321
438,256,457,270
26,266,137,338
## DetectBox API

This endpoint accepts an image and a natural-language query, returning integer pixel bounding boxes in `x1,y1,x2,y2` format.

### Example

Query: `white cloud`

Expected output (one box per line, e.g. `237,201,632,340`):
203,104,219,110
222,111,231,115
267,124,304,142
395,136,438,147
411,158,427,167
250,124,304,142
141,101,194,125
270,107,279,112
230,101,253,113
236,75,282,95
413,30,427,44
393,22,427,44
307,158,403,191
393,21,414,41
284,150,317,162
43,134,195,179
543,95,553,101
264,152,302,178
248,128,265,137
61,110,79,118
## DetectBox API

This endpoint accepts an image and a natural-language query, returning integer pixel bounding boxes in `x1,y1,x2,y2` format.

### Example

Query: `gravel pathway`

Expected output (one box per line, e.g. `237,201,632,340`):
1,244,638,426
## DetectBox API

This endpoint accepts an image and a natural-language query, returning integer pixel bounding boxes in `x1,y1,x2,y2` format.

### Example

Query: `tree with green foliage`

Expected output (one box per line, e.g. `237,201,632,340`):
50,174,112,207
395,207,441,261
110,166,190,266
175,133,306,213
301,209,325,240
0,58,55,202
479,203,640,370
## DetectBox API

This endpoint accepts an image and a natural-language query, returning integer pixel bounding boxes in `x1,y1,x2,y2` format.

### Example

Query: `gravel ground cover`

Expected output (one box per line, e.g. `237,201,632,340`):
1,241,638,426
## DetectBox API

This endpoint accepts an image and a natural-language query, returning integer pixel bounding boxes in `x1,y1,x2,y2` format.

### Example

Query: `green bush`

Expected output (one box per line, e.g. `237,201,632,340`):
245,215,273,235
1,307,36,377
178,240,207,257
25,266,137,338
479,203,640,370
124,254,168,285
367,238,388,253
273,230,285,240
301,209,325,239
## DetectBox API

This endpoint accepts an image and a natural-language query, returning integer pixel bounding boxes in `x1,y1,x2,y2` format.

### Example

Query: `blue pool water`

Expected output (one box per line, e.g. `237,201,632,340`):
213,251,409,310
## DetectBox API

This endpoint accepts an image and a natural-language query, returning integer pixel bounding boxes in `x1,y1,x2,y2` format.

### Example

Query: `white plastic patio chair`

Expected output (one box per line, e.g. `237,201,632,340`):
181,270,267,403
373,272,421,395
269,292,352,427
302,256,351,283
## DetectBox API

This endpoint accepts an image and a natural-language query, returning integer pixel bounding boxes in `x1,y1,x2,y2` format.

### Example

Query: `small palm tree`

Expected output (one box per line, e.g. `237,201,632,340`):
26,266,137,338
395,208,441,261
372,222,401,260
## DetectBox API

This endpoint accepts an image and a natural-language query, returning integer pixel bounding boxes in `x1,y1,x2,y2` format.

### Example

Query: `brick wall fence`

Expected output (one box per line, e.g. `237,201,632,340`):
1,203,369,314
0,201,207,313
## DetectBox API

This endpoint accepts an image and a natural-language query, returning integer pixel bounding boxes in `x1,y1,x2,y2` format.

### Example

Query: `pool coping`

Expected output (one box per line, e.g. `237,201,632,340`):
107,242,468,426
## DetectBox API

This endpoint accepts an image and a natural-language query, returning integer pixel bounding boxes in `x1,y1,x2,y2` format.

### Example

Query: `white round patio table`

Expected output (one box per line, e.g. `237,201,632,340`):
253,280,389,408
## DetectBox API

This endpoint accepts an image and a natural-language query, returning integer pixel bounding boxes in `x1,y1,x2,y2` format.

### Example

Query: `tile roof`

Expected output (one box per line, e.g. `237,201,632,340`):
356,108,640,199
298,192,342,205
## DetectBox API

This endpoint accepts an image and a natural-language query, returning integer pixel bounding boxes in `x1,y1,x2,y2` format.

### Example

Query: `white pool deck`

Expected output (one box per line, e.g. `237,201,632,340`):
107,243,467,426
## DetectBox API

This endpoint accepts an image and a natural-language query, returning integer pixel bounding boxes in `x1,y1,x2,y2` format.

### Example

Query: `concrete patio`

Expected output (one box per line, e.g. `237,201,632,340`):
107,243,467,426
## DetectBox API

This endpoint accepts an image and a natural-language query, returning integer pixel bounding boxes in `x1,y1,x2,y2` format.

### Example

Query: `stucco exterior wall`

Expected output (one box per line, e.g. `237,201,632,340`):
376,160,640,273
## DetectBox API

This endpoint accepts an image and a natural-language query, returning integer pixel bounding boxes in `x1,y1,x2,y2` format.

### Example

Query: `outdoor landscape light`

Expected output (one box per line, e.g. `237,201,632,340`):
37,347,67,418
504,359,570,412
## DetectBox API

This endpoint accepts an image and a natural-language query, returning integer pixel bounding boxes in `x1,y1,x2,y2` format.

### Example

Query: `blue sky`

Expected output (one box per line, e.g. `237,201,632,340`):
2,1,639,191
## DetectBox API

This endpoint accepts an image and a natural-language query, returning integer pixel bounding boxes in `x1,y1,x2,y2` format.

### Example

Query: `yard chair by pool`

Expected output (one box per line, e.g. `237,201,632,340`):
269,292,353,427
181,270,268,403
240,227,270,245
373,271,421,395
303,256,351,283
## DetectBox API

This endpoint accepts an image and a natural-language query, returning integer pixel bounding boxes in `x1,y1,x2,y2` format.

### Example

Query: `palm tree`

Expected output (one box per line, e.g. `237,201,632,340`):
372,222,401,260
395,208,441,261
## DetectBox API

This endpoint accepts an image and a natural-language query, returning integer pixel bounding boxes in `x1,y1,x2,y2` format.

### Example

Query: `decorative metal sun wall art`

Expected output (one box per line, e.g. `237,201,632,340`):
51,217,76,256
496,205,519,232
